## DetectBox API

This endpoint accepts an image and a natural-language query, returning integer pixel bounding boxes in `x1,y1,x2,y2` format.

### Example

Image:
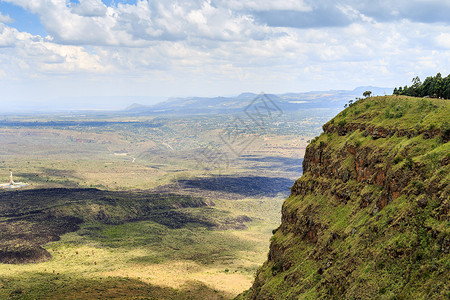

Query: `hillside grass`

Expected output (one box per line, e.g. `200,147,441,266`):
329,95,450,131
243,96,450,299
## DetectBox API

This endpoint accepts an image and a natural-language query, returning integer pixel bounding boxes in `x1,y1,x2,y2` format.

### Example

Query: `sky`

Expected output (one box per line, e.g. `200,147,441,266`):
0,0,450,111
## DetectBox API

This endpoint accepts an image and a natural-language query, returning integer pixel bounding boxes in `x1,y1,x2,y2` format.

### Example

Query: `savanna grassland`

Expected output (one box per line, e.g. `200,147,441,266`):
0,110,333,299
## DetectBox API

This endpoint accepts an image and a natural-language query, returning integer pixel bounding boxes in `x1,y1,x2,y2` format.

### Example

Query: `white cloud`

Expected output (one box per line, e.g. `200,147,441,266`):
0,0,449,108
0,11,13,23
223,0,312,12
70,0,107,17
436,33,450,49
0,23,17,46
0,23,109,79
0,0,272,49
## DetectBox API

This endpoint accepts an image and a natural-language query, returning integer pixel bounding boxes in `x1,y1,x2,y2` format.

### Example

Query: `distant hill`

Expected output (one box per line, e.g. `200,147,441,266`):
123,86,392,115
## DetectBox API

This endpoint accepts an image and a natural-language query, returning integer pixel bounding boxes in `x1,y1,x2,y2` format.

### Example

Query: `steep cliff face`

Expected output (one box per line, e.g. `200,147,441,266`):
241,96,449,299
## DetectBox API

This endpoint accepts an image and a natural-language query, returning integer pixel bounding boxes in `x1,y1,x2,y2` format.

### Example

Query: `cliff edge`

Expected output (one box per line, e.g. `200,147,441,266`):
240,96,449,299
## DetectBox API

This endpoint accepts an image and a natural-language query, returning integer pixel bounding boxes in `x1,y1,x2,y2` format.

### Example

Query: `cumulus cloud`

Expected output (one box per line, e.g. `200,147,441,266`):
0,23,16,46
223,0,312,12
0,22,109,79
0,0,449,104
70,0,107,17
0,11,13,23
2,0,450,47
0,0,271,45
436,33,450,49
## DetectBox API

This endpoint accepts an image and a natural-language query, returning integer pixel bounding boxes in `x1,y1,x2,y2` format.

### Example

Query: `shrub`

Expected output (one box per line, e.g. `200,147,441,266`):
412,180,424,190
271,261,283,275
353,108,362,115
393,155,404,164
384,108,391,118
441,121,450,140
338,120,347,127
419,99,431,111
385,104,406,118
405,157,414,169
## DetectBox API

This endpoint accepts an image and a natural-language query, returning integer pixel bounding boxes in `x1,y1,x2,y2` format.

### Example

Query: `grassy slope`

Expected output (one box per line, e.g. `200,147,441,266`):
241,96,449,299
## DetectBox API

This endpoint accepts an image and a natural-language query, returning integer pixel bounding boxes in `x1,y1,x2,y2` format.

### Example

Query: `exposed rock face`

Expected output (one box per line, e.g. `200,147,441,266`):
241,96,449,299
323,122,448,142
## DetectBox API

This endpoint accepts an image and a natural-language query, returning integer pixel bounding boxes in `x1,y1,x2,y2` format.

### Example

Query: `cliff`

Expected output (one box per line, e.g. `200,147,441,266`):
240,96,449,299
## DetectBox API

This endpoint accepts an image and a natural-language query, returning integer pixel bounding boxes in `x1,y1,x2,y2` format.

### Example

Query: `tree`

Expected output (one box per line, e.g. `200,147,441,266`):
363,91,372,98
421,76,434,97
431,72,443,98
410,76,422,96
442,74,450,99
392,73,450,99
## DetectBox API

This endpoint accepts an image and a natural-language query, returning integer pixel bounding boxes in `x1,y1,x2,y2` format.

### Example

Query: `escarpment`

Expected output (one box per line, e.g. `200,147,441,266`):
240,96,449,299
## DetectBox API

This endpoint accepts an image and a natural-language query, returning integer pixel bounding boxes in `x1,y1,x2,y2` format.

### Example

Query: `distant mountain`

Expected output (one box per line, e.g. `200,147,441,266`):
124,103,148,111
123,86,393,115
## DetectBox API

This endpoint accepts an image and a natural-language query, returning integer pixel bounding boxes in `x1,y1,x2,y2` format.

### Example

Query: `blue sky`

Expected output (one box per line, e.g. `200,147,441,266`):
0,2,46,35
0,0,449,111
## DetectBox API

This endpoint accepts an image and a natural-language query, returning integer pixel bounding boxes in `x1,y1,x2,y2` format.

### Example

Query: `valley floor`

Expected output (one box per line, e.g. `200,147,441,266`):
0,111,330,298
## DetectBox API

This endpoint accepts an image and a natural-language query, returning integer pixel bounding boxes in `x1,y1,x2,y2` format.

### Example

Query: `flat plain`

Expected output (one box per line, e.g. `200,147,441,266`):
0,109,336,299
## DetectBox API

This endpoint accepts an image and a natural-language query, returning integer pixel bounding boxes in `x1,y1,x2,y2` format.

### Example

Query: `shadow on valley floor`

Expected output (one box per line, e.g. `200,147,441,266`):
239,155,303,173
13,169,82,187
176,175,293,198
0,188,251,264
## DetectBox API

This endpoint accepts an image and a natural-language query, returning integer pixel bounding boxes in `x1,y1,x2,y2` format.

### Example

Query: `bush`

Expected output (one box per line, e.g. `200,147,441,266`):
441,121,450,140
405,157,414,169
271,261,283,275
393,155,404,164
338,120,347,127
412,180,424,190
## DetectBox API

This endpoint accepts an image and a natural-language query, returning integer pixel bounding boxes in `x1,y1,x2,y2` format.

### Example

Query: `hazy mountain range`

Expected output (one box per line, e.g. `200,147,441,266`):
124,86,392,115
4,86,392,115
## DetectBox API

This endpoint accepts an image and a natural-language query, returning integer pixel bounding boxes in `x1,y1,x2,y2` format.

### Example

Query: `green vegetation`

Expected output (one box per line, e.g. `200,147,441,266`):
363,90,372,98
329,95,449,135
0,111,323,298
0,186,283,298
393,73,450,99
0,273,229,300
242,96,449,299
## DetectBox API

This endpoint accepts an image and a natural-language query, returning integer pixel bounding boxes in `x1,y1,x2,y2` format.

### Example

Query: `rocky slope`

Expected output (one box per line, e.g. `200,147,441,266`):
240,96,449,299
